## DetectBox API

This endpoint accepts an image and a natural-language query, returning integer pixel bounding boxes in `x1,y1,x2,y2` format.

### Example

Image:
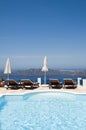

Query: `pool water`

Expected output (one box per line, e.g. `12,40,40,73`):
0,92,86,130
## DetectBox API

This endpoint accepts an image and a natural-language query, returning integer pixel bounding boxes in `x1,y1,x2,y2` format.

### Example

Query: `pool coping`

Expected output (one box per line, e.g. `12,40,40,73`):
0,88,86,98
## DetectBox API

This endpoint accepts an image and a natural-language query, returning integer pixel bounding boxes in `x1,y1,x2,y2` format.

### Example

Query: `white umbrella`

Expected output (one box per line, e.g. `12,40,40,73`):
42,56,48,84
4,58,11,80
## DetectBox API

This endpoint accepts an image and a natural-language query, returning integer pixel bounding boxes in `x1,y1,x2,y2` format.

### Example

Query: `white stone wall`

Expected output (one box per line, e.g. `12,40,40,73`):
37,78,41,86
83,79,86,87
77,77,82,87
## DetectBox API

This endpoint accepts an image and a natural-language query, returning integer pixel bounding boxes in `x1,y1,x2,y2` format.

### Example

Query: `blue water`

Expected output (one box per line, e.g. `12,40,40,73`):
0,92,86,130
3,74,85,84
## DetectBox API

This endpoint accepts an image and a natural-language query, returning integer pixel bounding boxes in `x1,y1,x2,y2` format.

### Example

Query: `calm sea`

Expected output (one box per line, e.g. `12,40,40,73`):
2,75,86,84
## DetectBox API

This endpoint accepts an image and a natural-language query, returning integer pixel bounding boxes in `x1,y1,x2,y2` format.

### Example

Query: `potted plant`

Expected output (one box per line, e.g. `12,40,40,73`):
0,78,5,87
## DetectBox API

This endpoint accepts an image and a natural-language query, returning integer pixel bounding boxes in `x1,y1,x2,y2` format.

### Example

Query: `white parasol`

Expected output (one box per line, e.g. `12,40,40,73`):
4,58,11,80
42,56,48,84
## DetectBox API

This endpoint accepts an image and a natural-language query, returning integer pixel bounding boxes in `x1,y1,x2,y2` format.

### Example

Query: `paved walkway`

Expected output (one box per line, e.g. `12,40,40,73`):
0,85,86,96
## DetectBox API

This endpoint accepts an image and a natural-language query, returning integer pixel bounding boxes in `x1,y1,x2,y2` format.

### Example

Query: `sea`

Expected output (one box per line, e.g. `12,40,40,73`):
2,74,86,85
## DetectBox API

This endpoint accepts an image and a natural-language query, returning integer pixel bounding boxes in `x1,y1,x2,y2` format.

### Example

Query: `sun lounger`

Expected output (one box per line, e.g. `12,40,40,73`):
6,79,21,89
20,79,39,89
49,79,62,89
63,78,77,89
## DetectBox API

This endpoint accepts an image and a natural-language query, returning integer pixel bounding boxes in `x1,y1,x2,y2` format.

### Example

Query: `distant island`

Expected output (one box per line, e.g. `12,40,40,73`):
8,68,86,77
0,68,86,81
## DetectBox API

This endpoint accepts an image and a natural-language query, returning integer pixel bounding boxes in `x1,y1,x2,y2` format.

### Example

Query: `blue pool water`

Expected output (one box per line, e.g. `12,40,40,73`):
0,92,86,130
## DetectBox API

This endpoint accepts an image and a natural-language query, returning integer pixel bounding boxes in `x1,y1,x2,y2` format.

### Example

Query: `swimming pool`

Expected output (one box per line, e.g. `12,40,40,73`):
0,92,86,130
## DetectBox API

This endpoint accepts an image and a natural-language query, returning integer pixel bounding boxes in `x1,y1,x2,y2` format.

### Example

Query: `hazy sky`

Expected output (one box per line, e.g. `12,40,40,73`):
0,0,86,70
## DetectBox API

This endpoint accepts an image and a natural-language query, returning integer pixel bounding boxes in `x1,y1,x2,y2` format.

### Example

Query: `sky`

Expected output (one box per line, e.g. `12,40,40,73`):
0,0,86,70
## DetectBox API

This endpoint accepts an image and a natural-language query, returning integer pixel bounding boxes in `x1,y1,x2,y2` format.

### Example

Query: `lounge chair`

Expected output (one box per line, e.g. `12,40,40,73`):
49,79,62,89
20,79,39,89
6,79,21,89
63,78,77,89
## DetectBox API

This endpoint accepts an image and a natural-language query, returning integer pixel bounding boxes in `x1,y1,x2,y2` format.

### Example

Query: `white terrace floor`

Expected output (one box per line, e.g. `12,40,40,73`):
0,85,86,96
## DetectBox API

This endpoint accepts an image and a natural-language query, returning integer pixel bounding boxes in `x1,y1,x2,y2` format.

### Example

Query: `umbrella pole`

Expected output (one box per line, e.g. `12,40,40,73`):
44,71,46,84
7,74,9,80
